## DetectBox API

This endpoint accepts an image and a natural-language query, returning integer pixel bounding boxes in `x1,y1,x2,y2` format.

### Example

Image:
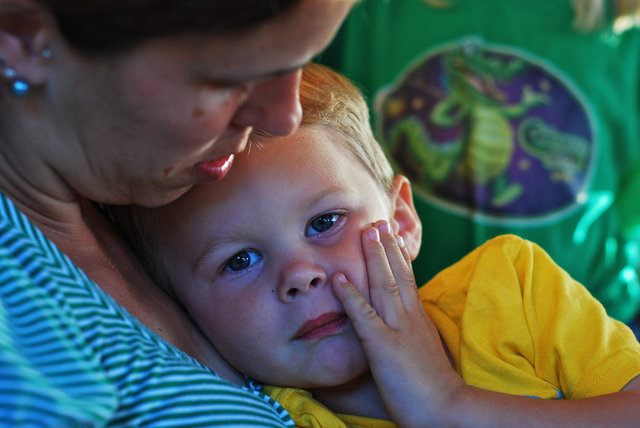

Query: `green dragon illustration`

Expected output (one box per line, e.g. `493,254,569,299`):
386,45,549,207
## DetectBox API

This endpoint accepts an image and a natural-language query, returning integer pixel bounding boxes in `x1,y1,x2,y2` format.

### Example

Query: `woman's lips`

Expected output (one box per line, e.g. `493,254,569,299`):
193,154,235,181
293,312,348,341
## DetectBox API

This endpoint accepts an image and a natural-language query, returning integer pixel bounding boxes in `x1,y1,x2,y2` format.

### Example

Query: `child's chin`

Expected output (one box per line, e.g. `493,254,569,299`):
313,353,369,386
305,366,372,391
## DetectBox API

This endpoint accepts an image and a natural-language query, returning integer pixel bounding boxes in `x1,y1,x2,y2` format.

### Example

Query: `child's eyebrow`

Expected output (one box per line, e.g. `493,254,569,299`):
191,224,247,274
301,187,349,211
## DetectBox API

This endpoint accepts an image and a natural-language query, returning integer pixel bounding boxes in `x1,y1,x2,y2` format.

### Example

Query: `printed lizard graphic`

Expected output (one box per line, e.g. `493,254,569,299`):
387,43,549,207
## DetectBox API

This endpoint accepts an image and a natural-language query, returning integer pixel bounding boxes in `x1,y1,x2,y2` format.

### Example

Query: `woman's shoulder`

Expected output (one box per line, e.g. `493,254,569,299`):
0,192,294,427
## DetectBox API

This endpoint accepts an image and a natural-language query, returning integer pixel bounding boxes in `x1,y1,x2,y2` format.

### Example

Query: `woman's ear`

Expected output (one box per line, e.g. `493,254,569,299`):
389,174,422,261
0,1,53,88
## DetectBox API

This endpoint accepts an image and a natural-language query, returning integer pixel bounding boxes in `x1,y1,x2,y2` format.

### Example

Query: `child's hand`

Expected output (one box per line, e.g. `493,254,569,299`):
333,222,640,428
332,221,464,427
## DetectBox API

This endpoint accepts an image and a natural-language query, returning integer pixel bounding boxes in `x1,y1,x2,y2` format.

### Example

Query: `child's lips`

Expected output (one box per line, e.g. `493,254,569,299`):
193,154,235,180
293,312,348,341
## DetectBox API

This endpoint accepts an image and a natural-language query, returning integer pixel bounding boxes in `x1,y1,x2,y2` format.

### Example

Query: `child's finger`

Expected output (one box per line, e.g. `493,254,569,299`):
331,272,388,345
397,233,414,271
362,224,405,326
375,223,422,314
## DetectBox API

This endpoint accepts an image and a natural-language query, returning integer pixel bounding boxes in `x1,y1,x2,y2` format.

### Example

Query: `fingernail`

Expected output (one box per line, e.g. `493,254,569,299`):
379,221,391,235
396,235,405,248
368,228,380,242
335,273,347,284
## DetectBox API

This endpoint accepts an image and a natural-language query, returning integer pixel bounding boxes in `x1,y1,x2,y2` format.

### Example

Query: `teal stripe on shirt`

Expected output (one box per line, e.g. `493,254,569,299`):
0,192,294,427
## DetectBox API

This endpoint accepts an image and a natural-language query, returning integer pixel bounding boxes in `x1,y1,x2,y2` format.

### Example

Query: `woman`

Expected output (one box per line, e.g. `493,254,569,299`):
0,0,352,425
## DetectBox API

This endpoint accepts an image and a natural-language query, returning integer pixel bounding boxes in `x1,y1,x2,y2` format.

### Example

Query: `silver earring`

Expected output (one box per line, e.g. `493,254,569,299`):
11,79,30,97
2,67,16,79
0,49,48,97
1,67,30,97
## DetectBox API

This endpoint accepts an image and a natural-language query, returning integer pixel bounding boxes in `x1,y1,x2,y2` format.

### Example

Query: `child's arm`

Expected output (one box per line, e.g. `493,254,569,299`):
331,222,640,428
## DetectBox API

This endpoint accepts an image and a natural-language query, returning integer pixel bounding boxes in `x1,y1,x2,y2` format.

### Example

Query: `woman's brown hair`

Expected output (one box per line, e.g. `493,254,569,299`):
37,0,301,53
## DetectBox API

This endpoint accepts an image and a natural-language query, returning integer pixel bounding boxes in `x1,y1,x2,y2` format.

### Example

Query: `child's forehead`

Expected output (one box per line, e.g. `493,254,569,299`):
258,125,371,169
167,126,389,224
244,126,351,172
228,133,378,193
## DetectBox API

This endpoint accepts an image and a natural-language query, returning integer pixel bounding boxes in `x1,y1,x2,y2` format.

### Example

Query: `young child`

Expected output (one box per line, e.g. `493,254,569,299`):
110,63,640,427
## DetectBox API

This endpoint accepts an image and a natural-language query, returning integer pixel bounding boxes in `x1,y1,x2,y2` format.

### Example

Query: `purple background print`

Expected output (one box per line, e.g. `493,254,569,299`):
379,42,595,220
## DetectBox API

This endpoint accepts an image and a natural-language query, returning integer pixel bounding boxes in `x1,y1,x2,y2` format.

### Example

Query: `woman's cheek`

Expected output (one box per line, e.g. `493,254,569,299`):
196,87,248,128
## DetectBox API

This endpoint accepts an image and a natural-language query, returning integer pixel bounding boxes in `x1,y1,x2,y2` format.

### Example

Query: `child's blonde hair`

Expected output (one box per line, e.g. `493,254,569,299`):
254,63,395,193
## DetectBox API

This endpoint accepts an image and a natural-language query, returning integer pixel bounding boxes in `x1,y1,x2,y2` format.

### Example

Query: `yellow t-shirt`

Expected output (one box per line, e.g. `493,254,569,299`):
266,235,640,427
263,387,395,428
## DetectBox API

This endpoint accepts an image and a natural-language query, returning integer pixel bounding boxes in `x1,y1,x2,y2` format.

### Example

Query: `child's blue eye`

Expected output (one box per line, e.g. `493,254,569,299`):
225,250,261,272
306,213,340,237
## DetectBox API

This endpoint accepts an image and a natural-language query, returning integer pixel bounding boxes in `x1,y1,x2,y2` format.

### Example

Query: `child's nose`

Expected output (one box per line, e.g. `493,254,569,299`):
277,259,327,302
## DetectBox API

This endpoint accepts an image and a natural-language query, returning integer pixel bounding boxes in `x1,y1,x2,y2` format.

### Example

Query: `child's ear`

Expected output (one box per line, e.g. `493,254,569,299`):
389,174,422,261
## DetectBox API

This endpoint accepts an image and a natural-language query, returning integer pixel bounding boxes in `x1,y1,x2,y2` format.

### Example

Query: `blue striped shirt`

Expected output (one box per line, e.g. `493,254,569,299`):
0,192,294,427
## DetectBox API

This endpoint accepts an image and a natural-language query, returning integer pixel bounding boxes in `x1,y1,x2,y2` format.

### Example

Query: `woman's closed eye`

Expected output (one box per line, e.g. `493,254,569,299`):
225,250,262,272
306,213,343,237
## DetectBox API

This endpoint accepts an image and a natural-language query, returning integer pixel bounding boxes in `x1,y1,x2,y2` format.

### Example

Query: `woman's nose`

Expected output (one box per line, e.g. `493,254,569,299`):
277,259,327,303
232,69,303,137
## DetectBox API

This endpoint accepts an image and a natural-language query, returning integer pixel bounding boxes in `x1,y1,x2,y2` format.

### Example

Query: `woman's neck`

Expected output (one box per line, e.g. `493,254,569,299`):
310,372,390,420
